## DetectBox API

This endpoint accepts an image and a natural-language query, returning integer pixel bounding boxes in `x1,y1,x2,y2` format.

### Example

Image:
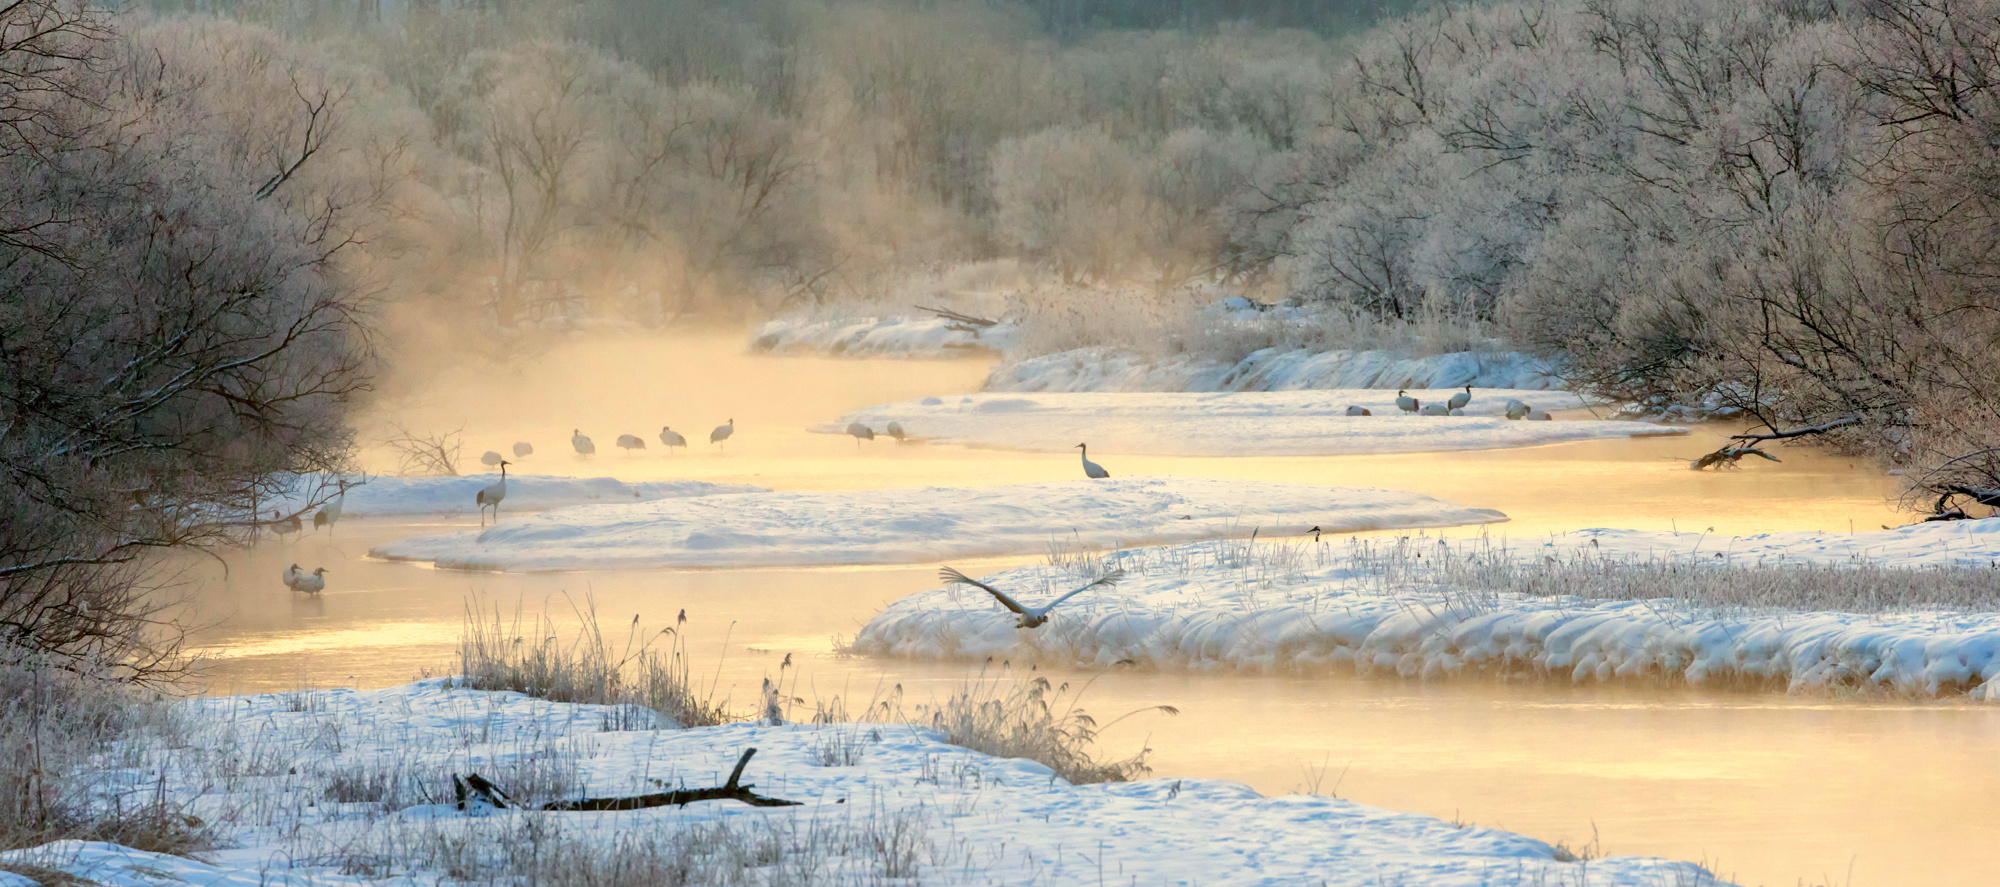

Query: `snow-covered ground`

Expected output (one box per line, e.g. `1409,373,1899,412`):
818,391,1680,457
369,478,1507,571
853,523,2000,699
271,474,767,519
0,680,1729,886
750,315,1018,358
988,346,1565,393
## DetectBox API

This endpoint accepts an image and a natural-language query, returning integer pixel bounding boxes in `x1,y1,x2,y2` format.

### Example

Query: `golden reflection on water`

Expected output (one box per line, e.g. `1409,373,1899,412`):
174,334,1989,887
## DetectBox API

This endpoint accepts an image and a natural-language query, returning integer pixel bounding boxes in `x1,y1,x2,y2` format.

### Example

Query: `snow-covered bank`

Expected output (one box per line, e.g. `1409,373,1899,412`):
853,524,2000,699
988,345,1565,393
819,391,1681,457
369,477,1507,571
0,680,1729,887
272,474,768,518
750,314,1018,357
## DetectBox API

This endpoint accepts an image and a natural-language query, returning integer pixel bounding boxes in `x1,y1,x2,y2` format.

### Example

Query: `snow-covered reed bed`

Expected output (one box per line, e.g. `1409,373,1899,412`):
0,675,1732,887
456,599,729,730
1,601,1735,886
0,653,208,857
853,524,2000,699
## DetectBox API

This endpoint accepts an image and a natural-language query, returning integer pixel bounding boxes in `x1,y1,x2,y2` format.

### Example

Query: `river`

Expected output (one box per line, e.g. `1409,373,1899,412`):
176,334,1990,887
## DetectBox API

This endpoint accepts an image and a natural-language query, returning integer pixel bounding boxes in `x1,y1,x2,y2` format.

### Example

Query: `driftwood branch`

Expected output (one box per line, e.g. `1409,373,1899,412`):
916,304,998,329
1689,446,1780,470
1729,416,1859,443
1691,417,1860,470
455,748,800,812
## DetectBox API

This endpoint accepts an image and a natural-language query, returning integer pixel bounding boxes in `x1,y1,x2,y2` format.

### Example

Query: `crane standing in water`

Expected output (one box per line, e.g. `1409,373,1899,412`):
477,460,510,526
312,480,348,539
284,564,327,594
1076,443,1109,479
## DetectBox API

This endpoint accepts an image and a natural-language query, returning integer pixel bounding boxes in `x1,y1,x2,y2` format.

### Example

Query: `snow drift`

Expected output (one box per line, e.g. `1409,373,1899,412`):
853,523,2000,700
750,314,1017,358
819,390,1681,457
272,474,767,518
369,477,1508,571
988,345,1565,393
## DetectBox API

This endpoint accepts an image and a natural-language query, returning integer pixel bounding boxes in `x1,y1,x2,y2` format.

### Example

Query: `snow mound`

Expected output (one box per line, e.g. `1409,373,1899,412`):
750,315,1017,358
0,680,1730,887
853,525,2000,699
819,391,1681,457
272,474,766,518
369,477,1508,571
989,346,1564,392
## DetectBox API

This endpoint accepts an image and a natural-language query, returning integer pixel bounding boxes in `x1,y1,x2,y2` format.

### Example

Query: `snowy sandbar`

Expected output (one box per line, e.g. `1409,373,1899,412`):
854,523,2000,699
369,477,1507,571
821,390,1682,457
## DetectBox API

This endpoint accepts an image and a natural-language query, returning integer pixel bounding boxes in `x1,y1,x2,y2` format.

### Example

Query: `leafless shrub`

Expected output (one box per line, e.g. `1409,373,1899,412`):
382,423,465,477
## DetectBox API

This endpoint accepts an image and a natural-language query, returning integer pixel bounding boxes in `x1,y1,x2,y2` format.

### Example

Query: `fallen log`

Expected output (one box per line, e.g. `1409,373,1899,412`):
455,748,800,812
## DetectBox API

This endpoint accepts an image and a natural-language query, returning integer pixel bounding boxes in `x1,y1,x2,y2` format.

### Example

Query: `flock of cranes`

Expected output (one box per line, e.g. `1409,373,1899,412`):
531,420,738,459
267,385,1557,605
1354,386,1552,421
474,421,738,466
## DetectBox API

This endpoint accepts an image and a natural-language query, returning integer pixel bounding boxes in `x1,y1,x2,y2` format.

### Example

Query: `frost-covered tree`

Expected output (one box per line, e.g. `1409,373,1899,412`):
0,0,370,677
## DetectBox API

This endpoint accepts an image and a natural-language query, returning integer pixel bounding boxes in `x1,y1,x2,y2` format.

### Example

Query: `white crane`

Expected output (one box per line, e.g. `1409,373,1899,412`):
1420,402,1449,416
1076,443,1109,479
283,564,327,594
1527,409,1553,421
886,421,906,441
616,434,646,452
571,430,595,456
659,426,686,452
845,422,875,446
1396,389,1419,413
480,450,503,467
312,480,347,538
513,441,534,458
1345,405,1371,416
477,459,510,527
938,566,1125,629
1505,399,1531,420
710,419,735,449
1448,384,1473,412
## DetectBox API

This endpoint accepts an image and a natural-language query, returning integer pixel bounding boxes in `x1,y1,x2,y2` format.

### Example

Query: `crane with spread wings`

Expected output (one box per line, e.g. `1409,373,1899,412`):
937,566,1125,628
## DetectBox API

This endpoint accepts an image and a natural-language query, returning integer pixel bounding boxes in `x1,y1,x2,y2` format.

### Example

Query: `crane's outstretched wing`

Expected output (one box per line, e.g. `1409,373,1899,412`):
939,566,1028,616
1041,569,1126,611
